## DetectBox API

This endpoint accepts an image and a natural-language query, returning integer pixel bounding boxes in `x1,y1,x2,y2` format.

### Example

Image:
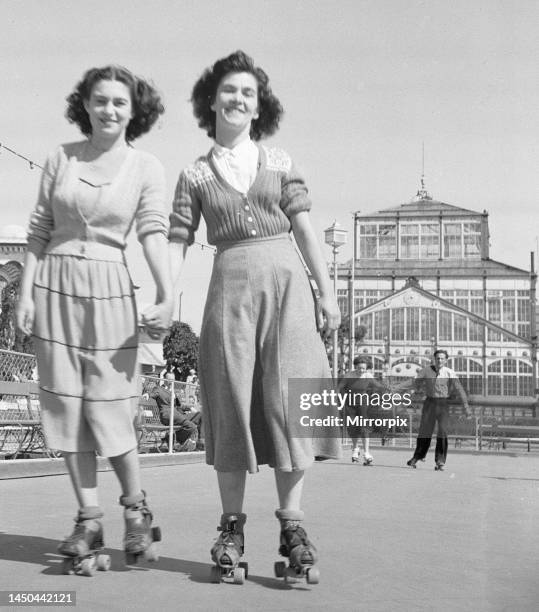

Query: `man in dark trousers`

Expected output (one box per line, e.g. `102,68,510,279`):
150,380,201,450
407,349,470,471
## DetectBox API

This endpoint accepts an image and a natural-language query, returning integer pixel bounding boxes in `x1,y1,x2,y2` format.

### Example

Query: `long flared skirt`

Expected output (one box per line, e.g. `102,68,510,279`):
32,254,139,457
199,235,342,473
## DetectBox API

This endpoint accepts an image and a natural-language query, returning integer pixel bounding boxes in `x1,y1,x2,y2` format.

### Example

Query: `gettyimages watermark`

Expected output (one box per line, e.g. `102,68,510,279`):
288,378,411,438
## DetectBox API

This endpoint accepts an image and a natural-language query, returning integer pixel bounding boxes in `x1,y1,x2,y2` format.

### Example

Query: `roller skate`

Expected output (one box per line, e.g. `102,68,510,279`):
120,491,161,565
210,513,248,584
363,453,374,466
406,457,418,468
434,462,445,471
351,448,360,463
274,509,319,585
58,506,111,577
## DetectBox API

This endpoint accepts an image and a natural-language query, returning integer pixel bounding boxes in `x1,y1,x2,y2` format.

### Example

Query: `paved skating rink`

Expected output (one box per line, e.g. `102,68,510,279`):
1,448,538,611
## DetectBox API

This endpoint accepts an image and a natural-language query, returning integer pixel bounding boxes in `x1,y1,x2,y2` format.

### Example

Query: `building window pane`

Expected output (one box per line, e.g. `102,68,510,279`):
470,298,483,316
379,225,397,258
360,236,377,258
359,223,396,259
488,299,501,322
421,308,436,341
401,235,419,258
406,307,420,340
439,311,452,341
443,223,462,258
503,298,515,321
392,308,404,341
487,376,501,394
454,314,467,341
358,313,372,339
421,235,439,258
469,321,483,341
463,223,481,257
374,310,389,340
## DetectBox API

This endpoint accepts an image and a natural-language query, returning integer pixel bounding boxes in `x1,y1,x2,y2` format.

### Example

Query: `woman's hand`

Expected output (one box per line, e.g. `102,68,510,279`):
16,297,35,336
141,300,173,340
318,294,341,339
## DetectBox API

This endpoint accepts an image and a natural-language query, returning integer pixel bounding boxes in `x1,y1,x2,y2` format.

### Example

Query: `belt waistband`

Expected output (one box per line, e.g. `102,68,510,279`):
216,233,292,253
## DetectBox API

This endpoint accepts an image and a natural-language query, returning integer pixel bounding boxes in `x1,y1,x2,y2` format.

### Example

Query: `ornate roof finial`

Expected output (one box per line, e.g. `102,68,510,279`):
415,142,432,201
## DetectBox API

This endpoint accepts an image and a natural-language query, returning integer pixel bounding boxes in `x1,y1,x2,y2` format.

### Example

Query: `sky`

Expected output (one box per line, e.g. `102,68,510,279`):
2,0,539,332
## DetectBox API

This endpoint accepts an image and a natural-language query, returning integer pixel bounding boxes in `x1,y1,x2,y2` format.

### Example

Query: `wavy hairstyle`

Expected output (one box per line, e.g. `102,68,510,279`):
353,356,373,369
191,50,283,141
65,65,164,142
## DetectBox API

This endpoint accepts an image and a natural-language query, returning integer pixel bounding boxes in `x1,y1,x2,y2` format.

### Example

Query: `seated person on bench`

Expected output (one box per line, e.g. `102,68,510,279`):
149,380,201,450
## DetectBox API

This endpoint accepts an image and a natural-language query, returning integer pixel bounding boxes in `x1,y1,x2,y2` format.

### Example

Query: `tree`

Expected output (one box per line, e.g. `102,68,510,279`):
0,279,34,355
162,321,199,380
323,317,367,374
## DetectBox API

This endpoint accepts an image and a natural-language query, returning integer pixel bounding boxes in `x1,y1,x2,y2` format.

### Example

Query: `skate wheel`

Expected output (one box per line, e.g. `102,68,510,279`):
96,554,111,571
61,557,75,575
232,566,245,584
125,552,138,565
306,566,320,584
238,561,249,579
274,561,286,578
80,557,96,577
284,567,299,584
144,543,159,562
210,565,222,583
152,526,162,542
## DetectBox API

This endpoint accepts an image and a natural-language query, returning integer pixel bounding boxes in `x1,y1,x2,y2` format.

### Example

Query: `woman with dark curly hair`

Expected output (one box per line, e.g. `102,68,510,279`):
16,65,173,570
170,50,341,583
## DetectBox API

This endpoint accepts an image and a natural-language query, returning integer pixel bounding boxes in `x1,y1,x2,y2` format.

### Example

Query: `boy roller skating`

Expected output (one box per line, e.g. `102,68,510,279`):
338,357,388,466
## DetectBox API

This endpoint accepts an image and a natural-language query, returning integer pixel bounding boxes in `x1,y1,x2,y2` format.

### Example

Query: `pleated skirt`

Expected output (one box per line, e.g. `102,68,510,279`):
33,253,139,457
199,234,342,473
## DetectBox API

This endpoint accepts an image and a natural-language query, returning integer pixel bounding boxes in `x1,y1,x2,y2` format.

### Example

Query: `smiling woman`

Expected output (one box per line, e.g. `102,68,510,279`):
169,50,341,584
15,64,172,570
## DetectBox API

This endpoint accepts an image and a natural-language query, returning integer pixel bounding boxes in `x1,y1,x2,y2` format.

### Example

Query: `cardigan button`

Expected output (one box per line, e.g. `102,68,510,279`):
247,216,253,222
250,229,257,236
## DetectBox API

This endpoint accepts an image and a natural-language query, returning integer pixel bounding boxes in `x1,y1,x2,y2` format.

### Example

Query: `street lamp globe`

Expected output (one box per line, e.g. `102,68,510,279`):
324,220,348,249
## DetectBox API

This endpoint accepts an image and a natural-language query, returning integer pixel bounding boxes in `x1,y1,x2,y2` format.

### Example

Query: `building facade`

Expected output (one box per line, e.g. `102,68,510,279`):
334,183,536,397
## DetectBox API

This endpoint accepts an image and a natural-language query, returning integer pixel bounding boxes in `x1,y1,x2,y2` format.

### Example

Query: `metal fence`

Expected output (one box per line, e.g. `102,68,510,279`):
0,349,37,382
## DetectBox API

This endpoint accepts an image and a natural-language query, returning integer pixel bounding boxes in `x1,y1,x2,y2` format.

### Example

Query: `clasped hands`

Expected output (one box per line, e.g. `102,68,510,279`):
141,301,173,340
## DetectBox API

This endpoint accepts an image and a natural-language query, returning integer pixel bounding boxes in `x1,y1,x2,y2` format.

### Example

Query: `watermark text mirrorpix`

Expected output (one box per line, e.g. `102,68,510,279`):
298,389,410,429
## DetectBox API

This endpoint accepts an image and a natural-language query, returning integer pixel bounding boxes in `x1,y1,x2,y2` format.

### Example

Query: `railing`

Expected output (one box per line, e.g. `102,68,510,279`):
137,376,202,454
0,380,59,459
0,349,37,383
0,368,202,458
2,355,539,458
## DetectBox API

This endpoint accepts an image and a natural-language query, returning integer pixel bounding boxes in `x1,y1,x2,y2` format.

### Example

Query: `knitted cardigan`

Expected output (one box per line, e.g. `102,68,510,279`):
169,145,311,246
27,142,168,262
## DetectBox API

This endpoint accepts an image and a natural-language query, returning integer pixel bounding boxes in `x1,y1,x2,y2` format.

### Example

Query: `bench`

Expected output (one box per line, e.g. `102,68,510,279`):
0,381,57,459
136,398,181,453
480,423,539,451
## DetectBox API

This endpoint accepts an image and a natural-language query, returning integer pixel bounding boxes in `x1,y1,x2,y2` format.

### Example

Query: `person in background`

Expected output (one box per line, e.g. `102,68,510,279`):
149,380,201,450
407,349,470,471
338,356,388,465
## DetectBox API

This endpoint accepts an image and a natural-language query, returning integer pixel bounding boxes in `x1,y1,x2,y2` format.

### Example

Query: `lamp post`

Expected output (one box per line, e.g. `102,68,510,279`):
324,220,348,379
